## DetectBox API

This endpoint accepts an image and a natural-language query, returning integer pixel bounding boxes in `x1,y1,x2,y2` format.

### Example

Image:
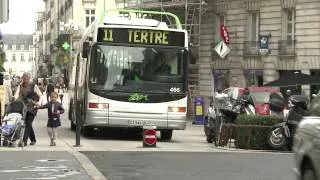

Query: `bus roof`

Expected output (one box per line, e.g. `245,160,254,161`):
102,17,169,29
99,9,182,29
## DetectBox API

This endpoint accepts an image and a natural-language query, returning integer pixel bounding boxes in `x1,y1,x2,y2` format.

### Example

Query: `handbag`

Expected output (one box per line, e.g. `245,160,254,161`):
23,83,39,115
26,99,37,115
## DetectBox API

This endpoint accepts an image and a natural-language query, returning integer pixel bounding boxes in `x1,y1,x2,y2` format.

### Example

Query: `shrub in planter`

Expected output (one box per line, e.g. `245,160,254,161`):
233,115,283,150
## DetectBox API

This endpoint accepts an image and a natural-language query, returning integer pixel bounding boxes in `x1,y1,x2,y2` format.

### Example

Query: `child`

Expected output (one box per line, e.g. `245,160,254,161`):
37,92,64,146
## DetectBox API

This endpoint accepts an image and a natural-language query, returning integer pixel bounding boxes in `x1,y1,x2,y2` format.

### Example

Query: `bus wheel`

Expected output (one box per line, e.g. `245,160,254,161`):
82,127,94,137
160,130,173,141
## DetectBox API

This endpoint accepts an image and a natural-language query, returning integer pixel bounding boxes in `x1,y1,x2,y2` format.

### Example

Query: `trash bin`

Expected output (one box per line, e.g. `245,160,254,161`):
194,96,204,125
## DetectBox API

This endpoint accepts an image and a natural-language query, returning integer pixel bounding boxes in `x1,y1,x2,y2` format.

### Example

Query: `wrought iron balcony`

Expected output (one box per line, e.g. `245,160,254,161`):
278,40,296,56
243,41,259,56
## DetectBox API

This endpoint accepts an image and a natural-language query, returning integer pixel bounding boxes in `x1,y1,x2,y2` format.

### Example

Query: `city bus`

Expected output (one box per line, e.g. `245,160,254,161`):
68,9,190,140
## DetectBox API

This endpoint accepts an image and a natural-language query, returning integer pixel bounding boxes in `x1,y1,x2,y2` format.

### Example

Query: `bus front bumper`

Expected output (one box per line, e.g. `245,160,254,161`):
85,110,187,130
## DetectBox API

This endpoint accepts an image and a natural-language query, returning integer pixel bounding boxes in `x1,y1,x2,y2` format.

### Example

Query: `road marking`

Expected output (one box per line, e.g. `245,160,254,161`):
0,165,81,179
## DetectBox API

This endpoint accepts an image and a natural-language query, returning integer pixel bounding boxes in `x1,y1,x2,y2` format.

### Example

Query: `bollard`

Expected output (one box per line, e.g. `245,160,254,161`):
193,96,204,125
143,126,157,147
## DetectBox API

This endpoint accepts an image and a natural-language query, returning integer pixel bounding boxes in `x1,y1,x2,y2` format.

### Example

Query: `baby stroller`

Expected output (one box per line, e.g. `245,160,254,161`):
0,100,27,147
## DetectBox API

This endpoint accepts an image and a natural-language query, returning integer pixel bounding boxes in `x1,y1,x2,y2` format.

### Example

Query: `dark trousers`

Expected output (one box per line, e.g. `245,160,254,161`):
23,113,36,143
59,94,64,105
47,93,51,102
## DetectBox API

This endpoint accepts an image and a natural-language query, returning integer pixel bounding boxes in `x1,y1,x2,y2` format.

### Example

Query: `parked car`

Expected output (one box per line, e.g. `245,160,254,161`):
223,87,283,116
293,92,320,180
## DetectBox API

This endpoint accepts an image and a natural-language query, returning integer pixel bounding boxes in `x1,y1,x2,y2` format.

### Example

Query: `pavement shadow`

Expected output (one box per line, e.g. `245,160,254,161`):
79,128,168,142
84,128,144,141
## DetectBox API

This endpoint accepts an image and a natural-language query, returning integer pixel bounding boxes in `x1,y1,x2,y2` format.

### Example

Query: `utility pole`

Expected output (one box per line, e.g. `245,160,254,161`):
0,0,9,23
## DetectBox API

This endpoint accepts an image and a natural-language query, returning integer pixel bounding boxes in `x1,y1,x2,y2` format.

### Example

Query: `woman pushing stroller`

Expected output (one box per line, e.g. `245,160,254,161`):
14,72,42,146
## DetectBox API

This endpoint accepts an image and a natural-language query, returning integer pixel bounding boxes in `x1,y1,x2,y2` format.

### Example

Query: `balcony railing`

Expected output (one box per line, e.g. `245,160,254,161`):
243,41,259,56
278,40,296,56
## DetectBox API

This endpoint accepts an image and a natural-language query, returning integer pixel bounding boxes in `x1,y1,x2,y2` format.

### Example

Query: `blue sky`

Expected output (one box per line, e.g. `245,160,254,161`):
0,0,44,34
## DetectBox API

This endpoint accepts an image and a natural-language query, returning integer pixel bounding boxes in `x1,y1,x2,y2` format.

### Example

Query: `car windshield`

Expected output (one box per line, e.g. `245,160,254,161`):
88,44,186,93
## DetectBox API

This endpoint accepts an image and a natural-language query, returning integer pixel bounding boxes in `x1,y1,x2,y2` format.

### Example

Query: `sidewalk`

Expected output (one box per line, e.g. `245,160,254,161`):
0,93,107,180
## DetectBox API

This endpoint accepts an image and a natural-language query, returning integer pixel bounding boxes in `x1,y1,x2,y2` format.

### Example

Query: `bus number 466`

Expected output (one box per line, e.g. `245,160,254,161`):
170,87,180,93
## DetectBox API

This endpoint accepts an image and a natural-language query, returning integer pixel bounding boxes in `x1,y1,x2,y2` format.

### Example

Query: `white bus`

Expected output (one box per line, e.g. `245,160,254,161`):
68,9,190,140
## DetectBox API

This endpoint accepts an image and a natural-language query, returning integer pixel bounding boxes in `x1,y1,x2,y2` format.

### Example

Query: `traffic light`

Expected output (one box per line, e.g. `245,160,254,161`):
58,34,71,51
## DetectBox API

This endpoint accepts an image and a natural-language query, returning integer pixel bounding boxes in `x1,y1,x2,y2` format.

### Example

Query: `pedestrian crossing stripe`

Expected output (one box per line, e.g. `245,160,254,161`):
214,41,231,59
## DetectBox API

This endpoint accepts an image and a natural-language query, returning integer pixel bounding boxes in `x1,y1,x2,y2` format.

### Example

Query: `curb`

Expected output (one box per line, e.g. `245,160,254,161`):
70,150,108,180
214,146,292,154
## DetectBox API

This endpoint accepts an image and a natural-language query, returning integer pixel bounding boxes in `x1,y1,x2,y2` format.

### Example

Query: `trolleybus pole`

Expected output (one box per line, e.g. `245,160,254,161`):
72,33,81,147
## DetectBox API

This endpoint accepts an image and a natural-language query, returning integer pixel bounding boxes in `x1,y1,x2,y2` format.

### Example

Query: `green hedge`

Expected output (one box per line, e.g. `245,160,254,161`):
233,115,283,150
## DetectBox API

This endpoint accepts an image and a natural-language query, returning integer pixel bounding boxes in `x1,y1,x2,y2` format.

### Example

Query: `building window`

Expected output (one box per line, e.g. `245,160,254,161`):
213,69,230,91
20,45,24,50
215,14,226,42
29,45,33,50
12,45,16,50
12,53,16,62
244,70,263,87
21,54,25,62
3,44,7,50
285,9,295,41
29,54,33,62
249,12,259,41
85,9,95,27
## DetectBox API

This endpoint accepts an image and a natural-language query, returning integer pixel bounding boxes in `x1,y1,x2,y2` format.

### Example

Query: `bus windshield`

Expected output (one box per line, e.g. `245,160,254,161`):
89,44,187,94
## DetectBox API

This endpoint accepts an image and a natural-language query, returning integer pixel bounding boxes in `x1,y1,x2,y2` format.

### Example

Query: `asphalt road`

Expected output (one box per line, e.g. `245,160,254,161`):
82,151,295,180
0,151,92,180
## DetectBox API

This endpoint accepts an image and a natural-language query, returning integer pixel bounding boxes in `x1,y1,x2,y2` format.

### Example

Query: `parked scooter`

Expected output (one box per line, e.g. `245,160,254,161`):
204,96,256,145
268,94,309,150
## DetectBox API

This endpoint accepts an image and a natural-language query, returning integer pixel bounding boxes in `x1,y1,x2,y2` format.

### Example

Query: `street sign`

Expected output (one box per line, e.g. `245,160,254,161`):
220,25,230,44
214,41,231,59
259,35,270,55
143,126,157,147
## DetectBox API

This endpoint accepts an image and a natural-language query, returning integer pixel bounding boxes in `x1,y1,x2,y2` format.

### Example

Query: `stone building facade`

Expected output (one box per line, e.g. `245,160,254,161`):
199,0,320,99
2,34,34,77
36,0,117,78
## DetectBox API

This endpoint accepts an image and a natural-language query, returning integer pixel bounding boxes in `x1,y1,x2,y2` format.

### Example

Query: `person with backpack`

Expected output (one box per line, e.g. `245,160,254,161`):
14,72,43,146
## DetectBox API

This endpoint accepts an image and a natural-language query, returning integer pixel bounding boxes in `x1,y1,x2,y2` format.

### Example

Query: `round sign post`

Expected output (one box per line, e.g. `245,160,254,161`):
143,126,157,147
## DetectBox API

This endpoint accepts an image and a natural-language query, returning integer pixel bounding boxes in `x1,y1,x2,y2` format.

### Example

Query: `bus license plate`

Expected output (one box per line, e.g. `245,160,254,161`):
128,120,153,126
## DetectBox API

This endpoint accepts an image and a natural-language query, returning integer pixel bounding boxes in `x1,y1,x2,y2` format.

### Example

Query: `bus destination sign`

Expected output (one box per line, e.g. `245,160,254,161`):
97,28,186,47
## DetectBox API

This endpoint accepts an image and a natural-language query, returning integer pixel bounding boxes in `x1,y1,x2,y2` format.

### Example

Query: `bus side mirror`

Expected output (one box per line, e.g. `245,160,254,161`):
82,42,90,58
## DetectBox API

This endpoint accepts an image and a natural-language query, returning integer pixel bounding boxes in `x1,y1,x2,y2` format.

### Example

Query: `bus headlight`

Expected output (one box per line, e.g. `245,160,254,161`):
88,103,109,109
168,107,186,113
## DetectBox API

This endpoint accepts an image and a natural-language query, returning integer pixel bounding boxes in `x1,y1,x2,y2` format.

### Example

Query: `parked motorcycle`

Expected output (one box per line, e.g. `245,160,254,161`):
204,97,256,145
268,95,309,150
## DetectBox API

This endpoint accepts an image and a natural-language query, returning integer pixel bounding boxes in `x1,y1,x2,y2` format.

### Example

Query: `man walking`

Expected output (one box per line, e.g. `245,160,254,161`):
46,79,55,102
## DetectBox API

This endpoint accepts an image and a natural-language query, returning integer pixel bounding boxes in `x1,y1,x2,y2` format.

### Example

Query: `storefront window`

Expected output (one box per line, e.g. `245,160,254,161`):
213,69,229,91
244,69,263,87
279,70,301,95
310,70,320,100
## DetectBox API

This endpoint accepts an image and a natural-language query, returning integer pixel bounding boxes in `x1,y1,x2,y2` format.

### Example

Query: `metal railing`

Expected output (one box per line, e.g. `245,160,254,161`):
243,41,259,56
278,40,296,56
